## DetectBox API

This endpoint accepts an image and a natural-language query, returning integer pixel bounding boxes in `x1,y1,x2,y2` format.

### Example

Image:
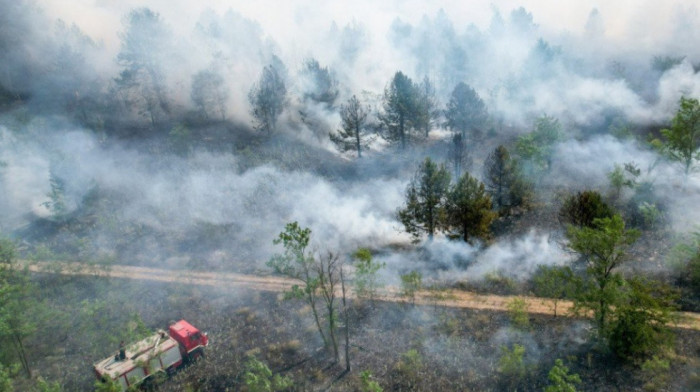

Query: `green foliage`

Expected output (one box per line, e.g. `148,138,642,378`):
395,349,423,384
607,278,676,361
243,357,293,392
0,238,16,265
400,271,422,305
444,82,488,141
42,169,67,220
267,222,313,279
0,364,11,392
516,115,561,176
640,355,670,391
397,157,451,241
607,162,640,199
445,172,496,243
566,215,640,335
544,359,581,392
330,95,370,157
359,370,383,392
0,238,35,377
532,265,577,317
353,248,384,301
638,202,661,230
93,377,120,392
483,145,531,215
36,377,61,392
381,71,424,149
654,96,700,174
559,190,613,229
249,63,288,135
506,298,530,330
498,344,527,383
415,76,440,137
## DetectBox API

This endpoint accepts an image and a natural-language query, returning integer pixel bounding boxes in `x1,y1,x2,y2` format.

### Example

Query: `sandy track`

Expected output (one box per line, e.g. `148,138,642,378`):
22,261,700,331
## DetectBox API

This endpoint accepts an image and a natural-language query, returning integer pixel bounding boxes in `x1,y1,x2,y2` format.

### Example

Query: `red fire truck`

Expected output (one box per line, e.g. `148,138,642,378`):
93,319,209,390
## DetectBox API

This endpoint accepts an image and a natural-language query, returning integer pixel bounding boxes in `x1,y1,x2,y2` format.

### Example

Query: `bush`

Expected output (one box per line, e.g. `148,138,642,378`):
544,359,581,392
359,370,383,392
400,271,422,305
506,298,530,330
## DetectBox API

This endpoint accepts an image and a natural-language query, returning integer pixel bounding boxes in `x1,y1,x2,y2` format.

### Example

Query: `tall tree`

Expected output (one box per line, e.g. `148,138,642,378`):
445,172,496,243
444,82,488,141
114,8,172,127
483,145,530,215
191,68,229,120
448,133,471,178
655,96,700,175
515,114,561,176
299,58,338,108
249,64,287,135
381,71,420,150
0,238,34,378
566,215,640,337
398,158,451,241
415,76,440,137
330,95,370,157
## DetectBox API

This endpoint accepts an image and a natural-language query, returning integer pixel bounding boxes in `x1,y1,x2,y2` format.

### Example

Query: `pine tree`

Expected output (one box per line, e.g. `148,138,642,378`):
398,158,451,241
330,95,370,157
445,172,496,243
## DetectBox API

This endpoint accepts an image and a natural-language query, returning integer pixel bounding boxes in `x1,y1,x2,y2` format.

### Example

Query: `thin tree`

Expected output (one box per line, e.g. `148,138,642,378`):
416,76,440,137
448,133,471,178
267,223,327,348
330,95,370,157
249,64,287,135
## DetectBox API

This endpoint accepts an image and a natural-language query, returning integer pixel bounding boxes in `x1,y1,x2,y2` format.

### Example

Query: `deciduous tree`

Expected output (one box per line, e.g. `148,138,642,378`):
566,215,640,337
654,96,700,175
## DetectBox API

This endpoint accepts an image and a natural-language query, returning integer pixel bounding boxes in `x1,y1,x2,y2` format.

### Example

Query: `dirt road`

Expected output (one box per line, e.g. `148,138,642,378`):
22,261,700,331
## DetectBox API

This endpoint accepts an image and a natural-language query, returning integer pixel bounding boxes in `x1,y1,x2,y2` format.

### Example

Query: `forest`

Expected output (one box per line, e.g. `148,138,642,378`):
1,0,700,391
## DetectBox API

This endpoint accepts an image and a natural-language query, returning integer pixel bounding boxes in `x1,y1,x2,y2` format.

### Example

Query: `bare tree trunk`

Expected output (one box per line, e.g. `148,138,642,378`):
340,265,350,372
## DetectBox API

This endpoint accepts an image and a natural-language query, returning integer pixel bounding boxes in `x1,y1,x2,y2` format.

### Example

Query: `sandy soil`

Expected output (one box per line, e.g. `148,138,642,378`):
22,260,700,331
